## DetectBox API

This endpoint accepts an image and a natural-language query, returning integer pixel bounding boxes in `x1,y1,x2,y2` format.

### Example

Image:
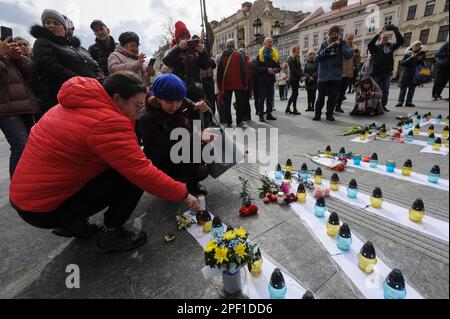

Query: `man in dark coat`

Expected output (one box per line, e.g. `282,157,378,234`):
88,20,117,76
368,25,404,112
253,37,281,123
432,41,449,101
31,9,104,112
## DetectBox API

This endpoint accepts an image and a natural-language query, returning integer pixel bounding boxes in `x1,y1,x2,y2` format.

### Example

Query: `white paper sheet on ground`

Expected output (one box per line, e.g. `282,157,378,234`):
185,211,308,299
346,161,449,192
268,173,423,299
420,145,449,156
351,136,430,147
321,180,449,242
351,137,372,144
419,120,447,127
402,129,444,138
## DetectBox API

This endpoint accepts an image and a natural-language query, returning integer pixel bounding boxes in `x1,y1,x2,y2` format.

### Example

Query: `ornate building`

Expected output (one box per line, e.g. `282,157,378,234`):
211,0,303,58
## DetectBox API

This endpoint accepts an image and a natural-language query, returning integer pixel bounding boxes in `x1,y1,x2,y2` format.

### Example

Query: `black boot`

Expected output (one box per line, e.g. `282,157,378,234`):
266,113,277,121
96,226,148,254
53,219,99,239
292,108,301,115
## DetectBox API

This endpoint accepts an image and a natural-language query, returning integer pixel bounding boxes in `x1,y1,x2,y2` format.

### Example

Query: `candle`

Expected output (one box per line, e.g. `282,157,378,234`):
409,199,426,223
248,248,263,276
339,147,346,156
442,126,449,138
380,128,387,139
428,165,440,184
353,154,362,166
406,130,415,143
277,192,286,205
330,173,340,192
402,159,413,176
202,213,213,233
337,223,353,251
413,124,421,136
427,133,436,145
359,130,366,141
324,145,333,158
383,269,407,299
297,184,307,203
436,114,443,124
285,159,293,173
358,241,378,273
275,163,283,181
433,138,442,151
314,167,323,185
370,153,379,168
427,125,435,136
314,197,327,218
370,187,384,209
347,179,359,199
327,212,340,237
386,160,396,173
268,269,287,299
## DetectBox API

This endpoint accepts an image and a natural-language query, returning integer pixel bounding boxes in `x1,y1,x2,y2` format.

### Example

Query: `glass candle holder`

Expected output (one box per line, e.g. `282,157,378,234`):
427,113,432,121
277,192,286,204
358,242,378,274
330,173,340,192
436,115,443,124
409,199,426,223
337,224,352,251
327,212,340,237
442,127,449,138
359,131,366,141
280,182,290,195
285,159,293,173
413,125,420,136
433,141,442,151
386,161,396,173
445,138,449,148
427,126,435,136
406,132,415,143
383,269,407,300
371,187,384,208
347,179,359,199
314,168,323,185
380,129,387,139
274,164,283,181
299,164,310,180
212,217,225,240
324,146,332,158
297,191,307,204
202,214,213,233
353,154,362,166
402,159,413,176
428,166,440,184
248,249,263,276
314,197,326,218
427,135,436,145
268,269,287,299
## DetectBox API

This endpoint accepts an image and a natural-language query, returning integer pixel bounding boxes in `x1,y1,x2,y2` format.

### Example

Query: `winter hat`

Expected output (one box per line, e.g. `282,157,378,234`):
151,73,187,101
328,25,341,36
41,9,68,31
175,21,191,41
63,15,74,30
119,32,140,46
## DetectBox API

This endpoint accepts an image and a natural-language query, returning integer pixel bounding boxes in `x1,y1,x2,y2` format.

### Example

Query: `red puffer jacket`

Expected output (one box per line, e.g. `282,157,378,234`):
10,77,188,213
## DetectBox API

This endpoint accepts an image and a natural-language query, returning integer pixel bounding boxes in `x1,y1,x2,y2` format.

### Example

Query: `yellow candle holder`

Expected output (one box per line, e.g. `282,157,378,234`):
402,166,412,176
297,192,307,204
370,196,384,209
314,175,323,185
433,143,442,151
202,221,213,233
427,129,435,135
285,165,293,173
380,131,387,139
330,181,340,192
358,254,378,273
413,128,420,136
324,151,332,158
359,134,366,141
409,208,426,223
249,258,263,276
443,131,449,138
327,224,340,237
446,139,449,148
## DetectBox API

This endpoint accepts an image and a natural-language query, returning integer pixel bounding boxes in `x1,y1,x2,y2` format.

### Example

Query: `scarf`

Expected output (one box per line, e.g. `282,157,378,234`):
259,46,280,63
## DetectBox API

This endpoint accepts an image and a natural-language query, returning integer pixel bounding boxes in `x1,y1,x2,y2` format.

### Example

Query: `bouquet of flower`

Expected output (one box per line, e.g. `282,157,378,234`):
204,227,258,272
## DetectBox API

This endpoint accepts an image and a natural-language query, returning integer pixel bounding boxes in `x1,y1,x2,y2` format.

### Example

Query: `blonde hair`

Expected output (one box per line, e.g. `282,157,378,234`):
291,45,300,56
307,49,316,56
411,40,422,47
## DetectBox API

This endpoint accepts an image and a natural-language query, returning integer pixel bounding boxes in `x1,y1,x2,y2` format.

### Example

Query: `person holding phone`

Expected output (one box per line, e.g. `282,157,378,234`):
0,36,41,179
10,72,200,253
30,9,104,112
163,21,210,102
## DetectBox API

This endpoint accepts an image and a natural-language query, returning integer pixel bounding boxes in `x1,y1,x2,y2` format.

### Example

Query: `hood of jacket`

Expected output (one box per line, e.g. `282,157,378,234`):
30,25,81,48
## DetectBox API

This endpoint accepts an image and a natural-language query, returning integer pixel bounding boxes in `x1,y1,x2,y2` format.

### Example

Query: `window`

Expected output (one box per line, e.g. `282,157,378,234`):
368,18,376,33
445,0,449,12
407,5,417,20
323,32,328,42
313,34,319,46
403,32,412,47
424,0,435,16
304,36,309,48
355,22,363,36
419,29,430,44
384,15,393,26
437,25,449,42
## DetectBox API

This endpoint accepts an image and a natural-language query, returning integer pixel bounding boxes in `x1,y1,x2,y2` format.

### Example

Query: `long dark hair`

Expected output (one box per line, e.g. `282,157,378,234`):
103,71,147,100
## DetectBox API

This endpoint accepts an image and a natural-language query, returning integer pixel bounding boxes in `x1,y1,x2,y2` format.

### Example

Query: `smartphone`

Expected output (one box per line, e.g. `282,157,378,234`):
187,39,200,54
149,58,156,67
1,26,13,42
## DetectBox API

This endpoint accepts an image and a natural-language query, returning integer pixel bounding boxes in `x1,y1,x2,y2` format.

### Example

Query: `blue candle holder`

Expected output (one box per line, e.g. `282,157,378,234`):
299,170,310,181
353,155,362,166
369,160,378,169
268,285,287,299
406,133,415,143
269,269,287,299
427,137,436,145
383,269,407,300
347,188,359,199
314,197,327,218
386,161,396,173
428,173,440,184
274,170,283,181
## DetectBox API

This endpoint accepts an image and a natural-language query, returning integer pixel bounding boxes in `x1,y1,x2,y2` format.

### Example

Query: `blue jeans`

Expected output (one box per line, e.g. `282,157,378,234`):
372,74,391,108
0,115,35,179
398,86,416,104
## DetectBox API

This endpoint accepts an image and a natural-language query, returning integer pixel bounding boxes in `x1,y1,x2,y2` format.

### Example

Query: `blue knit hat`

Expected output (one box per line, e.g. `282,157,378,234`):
151,74,187,101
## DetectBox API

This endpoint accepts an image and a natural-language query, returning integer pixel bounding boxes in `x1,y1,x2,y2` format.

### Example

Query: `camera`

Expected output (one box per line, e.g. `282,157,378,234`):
1,26,13,42
326,42,339,56
385,24,398,32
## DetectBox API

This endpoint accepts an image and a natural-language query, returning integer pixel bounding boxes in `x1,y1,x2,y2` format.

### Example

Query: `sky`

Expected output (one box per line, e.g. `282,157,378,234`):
0,0,357,55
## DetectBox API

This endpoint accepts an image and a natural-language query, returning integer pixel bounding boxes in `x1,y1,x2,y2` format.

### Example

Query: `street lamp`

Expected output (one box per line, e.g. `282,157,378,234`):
272,20,281,45
253,17,264,45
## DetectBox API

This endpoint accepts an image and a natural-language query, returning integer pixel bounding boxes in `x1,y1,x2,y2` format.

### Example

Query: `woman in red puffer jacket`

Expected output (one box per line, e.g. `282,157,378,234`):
10,71,200,254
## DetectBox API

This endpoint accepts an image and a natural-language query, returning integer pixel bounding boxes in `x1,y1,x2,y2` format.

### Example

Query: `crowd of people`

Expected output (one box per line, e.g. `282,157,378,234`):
0,8,448,254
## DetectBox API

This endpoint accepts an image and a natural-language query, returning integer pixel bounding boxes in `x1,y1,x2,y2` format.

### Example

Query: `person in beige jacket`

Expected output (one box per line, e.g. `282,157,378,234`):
108,32,153,87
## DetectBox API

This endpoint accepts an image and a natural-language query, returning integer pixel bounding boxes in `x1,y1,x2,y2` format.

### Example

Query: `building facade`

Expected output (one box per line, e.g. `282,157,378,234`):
396,0,449,72
211,0,302,59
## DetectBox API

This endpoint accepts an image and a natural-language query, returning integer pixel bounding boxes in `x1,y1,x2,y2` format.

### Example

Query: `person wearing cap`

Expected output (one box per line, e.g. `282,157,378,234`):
314,25,353,122
108,31,151,87
88,20,117,76
63,15,75,38
30,9,104,112
140,73,213,197
10,71,200,253
163,21,210,102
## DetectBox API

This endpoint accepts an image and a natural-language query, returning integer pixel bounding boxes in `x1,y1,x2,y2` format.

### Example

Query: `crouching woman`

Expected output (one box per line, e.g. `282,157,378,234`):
9,71,200,254
350,77,384,116
140,74,214,197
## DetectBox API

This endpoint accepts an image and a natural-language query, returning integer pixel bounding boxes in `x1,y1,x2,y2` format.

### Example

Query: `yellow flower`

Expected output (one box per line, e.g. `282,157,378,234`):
235,243,248,259
205,240,217,253
234,227,247,239
223,231,236,241
214,247,229,264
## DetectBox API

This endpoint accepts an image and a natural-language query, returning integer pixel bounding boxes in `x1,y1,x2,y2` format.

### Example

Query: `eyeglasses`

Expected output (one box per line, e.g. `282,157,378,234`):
136,103,144,110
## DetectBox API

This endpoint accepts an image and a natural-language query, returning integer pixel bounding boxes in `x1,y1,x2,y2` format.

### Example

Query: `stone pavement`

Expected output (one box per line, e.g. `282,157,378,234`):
0,83,448,299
